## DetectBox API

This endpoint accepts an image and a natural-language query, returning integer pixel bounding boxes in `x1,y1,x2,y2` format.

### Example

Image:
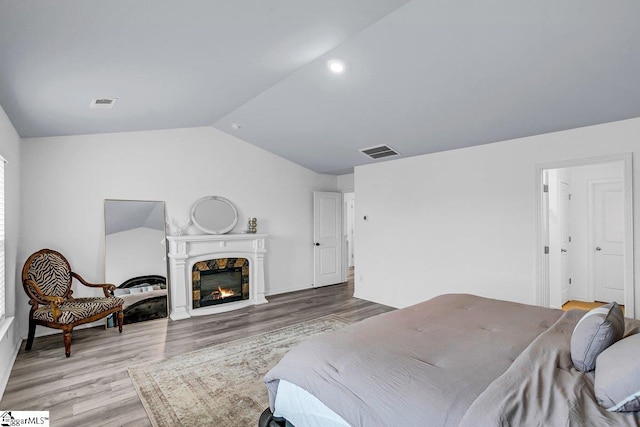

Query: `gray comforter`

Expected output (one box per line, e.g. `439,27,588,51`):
264,294,565,426
265,294,640,426
459,309,640,426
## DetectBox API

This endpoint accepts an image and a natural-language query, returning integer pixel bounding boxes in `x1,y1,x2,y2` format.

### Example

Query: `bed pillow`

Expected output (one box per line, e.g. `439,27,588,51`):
570,302,624,372
132,282,150,289
113,288,130,296
594,333,640,412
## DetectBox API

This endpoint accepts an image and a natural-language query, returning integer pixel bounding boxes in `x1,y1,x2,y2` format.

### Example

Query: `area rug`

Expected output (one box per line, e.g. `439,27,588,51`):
128,315,351,427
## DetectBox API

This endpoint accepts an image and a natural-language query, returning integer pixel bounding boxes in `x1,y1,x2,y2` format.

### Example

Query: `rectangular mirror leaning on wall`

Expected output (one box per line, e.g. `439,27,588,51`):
104,200,168,326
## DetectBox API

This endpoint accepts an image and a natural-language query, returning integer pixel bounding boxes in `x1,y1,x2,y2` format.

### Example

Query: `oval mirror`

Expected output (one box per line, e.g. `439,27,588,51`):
190,196,238,234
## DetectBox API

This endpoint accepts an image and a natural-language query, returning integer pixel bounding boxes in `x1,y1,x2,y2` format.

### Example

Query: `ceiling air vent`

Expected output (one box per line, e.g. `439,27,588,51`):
89,98,117,109
359,144,400,160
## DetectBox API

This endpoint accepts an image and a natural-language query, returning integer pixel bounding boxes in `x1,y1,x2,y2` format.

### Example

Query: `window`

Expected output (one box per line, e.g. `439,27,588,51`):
0,156,4,321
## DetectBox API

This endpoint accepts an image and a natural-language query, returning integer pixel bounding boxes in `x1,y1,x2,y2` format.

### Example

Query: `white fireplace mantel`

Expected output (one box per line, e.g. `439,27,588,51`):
166,234,268,320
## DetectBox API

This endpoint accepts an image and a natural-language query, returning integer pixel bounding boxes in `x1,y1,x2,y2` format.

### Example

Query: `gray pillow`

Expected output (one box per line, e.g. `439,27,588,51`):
595,333,640,412
570,302,624,372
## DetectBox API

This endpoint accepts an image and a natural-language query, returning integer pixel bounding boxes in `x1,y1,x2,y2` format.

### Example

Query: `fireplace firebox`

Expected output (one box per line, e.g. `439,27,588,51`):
192,258,249,309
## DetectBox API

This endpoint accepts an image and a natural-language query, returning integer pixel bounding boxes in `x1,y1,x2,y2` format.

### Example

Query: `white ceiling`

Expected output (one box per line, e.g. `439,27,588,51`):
1,1,639,174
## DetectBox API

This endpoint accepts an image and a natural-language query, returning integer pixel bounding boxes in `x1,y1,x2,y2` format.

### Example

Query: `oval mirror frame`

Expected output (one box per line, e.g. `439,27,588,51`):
190,196,238,235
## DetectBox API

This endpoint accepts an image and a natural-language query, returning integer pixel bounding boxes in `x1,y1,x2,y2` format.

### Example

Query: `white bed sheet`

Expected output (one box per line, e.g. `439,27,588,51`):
273,380,350,427
119,289,167,308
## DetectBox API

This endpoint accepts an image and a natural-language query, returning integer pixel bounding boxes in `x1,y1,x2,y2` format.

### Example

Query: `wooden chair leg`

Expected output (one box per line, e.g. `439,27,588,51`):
25,316,36,350
117,310,123,333
63,331,72,357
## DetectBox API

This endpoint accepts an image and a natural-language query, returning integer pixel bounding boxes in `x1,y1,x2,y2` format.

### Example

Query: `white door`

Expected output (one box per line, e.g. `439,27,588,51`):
592,181,625,303
559,182,571,305
313,191,343,287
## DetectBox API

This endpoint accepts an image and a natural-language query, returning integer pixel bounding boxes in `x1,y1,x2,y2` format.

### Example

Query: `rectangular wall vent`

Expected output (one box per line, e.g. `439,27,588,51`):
359,144,400,160
90,98,117,109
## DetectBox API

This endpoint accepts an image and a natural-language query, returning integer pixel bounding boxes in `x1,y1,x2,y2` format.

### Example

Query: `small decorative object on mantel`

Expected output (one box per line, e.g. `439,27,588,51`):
247,217,257,234
167,217,192,236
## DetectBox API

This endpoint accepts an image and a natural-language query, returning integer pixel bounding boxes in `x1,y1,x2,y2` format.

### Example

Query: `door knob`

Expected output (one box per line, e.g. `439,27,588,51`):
314,243,320,246
596,247,602,251
561,248,567,253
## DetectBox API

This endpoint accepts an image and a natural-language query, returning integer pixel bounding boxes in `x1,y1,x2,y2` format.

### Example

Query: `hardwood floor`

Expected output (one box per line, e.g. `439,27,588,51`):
1,273,392,426
562,299,625,314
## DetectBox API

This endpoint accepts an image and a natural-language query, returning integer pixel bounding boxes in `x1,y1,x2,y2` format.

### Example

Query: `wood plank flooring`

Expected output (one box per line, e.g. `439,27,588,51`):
1,274,392,426
562,300,625,313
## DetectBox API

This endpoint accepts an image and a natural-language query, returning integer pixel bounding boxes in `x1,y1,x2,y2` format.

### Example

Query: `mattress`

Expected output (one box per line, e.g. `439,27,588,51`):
273,380,349,427
119,289,167,308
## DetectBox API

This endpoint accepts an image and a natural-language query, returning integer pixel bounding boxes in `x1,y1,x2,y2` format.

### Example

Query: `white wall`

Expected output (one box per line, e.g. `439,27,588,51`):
105,227,166,287
0,105,21,398
354,117,640,317
566,162,623,301
19,126,337,338
337,173,354,192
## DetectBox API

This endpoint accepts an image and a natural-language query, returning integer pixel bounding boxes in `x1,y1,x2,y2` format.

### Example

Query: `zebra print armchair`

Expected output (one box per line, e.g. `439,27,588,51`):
22,248,125,357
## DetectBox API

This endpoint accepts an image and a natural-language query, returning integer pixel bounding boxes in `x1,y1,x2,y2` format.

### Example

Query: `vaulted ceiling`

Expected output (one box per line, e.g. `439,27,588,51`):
1,1,639,174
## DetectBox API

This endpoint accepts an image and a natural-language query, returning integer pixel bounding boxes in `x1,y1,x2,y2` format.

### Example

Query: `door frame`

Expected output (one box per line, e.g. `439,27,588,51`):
535,153,634,317
559,179,570,306
343,192,355,270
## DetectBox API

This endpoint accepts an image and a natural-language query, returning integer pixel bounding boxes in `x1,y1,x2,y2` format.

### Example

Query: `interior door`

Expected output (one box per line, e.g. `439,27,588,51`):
559,182,570,305
592,181,625,303
313,191,343,287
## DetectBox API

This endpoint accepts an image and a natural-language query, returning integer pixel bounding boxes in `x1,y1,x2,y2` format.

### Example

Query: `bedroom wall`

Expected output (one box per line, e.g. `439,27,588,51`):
18,126,337,338
337,173,354,192
0,104,21,397
354,117,640,318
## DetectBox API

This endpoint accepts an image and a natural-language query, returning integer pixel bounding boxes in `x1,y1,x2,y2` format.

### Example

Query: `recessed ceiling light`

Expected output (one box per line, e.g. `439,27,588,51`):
231,122,241,130
327,60,345,74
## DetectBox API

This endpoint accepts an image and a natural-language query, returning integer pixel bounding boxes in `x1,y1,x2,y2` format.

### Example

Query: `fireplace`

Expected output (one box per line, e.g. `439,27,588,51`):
192,258,249,309
166,233,267,320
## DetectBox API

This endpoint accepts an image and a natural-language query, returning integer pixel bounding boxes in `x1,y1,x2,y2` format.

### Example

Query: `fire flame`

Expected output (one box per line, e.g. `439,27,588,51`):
217,287,236,298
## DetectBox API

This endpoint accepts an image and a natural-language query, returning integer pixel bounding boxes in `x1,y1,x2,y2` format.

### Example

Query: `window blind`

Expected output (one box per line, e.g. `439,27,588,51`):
0,157,5,321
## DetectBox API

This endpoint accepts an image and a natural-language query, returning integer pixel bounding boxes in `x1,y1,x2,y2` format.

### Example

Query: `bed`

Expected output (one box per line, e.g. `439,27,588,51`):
112,275,168,324
262,294,640,426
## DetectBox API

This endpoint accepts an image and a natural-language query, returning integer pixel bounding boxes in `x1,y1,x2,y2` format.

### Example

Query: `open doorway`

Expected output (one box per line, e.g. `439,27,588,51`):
344,192,355,269
536,154,634,317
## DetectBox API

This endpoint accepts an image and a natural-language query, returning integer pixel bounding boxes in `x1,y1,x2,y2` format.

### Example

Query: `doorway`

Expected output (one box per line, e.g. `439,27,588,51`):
344,192,355,269
536,154,634,317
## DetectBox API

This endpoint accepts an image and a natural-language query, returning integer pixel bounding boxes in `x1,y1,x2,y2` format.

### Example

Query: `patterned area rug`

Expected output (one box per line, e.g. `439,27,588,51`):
128,315,351,427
